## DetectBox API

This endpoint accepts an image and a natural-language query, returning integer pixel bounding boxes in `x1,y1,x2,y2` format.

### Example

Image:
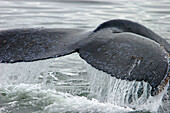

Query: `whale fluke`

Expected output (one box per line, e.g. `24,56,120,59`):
0,28,85,63
94,19,170,53
79,32,169,96
0,19,169,96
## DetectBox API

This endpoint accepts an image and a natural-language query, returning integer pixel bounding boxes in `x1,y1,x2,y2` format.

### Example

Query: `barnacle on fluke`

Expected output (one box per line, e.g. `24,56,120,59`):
0,19,169,96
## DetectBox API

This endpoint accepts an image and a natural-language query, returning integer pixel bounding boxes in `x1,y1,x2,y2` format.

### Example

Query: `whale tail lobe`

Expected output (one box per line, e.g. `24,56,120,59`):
0,28,85,63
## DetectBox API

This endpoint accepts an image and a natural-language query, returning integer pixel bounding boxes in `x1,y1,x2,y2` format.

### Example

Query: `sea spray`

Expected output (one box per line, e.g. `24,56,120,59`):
86,62,169,112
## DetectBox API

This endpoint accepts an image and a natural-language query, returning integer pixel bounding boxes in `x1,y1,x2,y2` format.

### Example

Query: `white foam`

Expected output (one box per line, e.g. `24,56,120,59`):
0,84,133,113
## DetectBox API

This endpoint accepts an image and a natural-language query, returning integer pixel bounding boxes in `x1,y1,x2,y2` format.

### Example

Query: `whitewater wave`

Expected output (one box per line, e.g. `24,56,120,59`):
0,84,133,113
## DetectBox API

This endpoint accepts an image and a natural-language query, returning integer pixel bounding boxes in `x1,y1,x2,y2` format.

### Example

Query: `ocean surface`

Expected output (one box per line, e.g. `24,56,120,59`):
0,0,170,113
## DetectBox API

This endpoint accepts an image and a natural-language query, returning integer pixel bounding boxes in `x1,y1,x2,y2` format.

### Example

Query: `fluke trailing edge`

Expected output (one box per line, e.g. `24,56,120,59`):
0,19,169,96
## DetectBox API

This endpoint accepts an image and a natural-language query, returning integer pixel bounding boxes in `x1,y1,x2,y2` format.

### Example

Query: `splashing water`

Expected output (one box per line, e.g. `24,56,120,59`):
1,53,169,113
86,62,169,112
0,84,134,113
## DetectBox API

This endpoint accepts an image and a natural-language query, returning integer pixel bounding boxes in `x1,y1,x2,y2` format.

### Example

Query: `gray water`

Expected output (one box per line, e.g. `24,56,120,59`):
0,0,170,113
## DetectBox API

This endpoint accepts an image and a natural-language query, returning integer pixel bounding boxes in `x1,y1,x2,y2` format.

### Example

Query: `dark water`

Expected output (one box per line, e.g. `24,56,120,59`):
0,0,169,113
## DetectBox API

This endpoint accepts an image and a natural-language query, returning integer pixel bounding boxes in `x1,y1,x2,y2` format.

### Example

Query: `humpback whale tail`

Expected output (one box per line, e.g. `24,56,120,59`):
0,19,169,96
